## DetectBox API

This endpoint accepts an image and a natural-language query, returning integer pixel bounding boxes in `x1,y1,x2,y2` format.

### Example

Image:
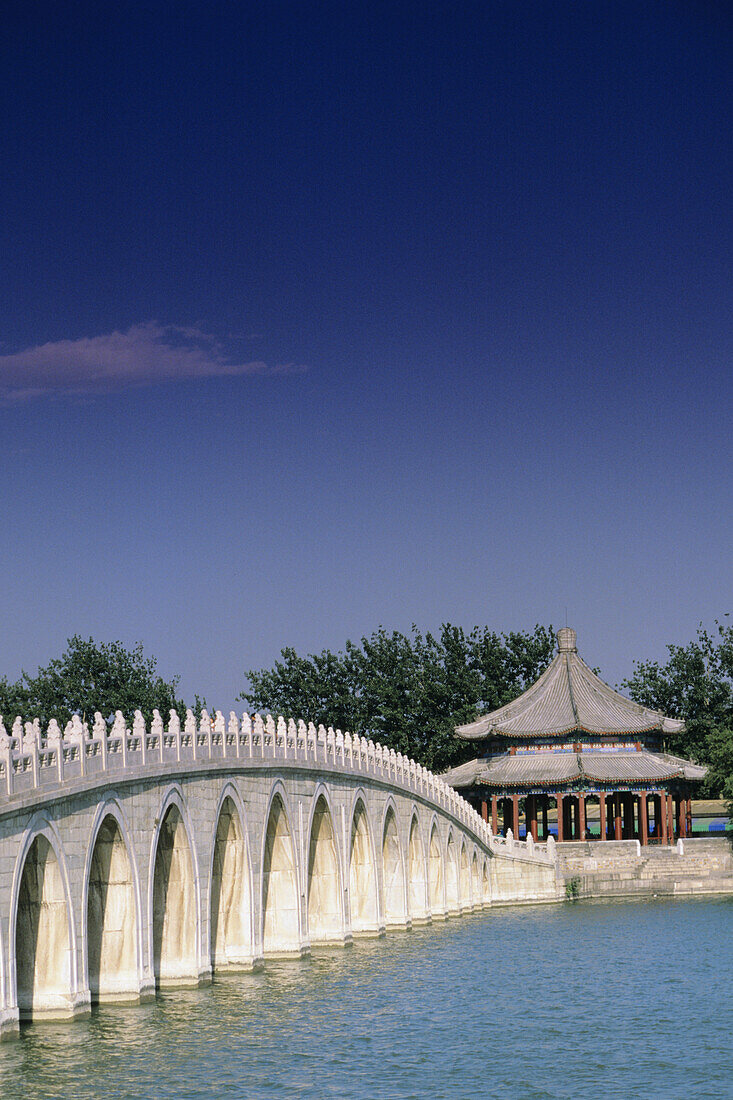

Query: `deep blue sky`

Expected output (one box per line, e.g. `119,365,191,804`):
1,2,731,709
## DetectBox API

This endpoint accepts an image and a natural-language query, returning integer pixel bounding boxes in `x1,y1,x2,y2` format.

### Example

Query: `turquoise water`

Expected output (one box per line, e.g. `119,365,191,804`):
2,897,732,1099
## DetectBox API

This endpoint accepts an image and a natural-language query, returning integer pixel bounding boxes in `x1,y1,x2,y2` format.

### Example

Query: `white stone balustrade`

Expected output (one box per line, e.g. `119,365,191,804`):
0,702,564,1043
0,710,554,865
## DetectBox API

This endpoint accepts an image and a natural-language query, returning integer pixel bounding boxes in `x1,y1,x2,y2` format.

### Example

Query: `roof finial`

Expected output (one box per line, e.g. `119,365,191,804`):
557,626,577,652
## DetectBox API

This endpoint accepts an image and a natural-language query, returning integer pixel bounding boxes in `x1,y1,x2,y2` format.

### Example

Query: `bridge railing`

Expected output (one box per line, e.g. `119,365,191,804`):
0,710,553,864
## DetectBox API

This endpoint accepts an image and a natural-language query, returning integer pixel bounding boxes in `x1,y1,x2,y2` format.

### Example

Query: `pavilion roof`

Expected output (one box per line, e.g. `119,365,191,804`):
455,627,685,741
443,749,706,791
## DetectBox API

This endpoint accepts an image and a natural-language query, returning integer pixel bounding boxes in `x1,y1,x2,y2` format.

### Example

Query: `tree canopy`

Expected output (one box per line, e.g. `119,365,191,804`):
240,623,555,771
0,635,185,729
623,618,733,798
3,619,731,802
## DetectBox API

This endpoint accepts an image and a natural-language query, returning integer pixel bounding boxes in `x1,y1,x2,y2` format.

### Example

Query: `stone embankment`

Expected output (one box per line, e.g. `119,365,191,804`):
556,837,733,899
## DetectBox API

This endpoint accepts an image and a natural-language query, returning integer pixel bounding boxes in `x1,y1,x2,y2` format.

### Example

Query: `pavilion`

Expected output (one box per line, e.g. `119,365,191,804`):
443,627,706,844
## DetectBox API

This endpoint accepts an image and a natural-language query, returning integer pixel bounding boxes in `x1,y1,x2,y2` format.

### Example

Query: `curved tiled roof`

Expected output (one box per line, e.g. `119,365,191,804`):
477,752,581,787
443,748,705,791
455,627,685,740
580,751,681,784
656,752,708,782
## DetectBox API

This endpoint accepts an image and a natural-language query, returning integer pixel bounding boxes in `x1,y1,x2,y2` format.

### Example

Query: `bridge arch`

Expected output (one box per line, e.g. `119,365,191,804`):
148,786,201,987
347,792,380,935
381,800,407,928
459,840,471,911
471,850,480,911
445,830,459,915
306,785,345,944
11,815,78,1020
407,812,428,924
0,710,562,1037
427,819,445,918
83,797,142,1002
209,783,254,971
261,782,302,956
482,857,491,906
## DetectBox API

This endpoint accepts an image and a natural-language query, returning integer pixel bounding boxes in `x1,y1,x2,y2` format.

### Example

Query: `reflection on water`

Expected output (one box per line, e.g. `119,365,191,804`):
2,897,732,1099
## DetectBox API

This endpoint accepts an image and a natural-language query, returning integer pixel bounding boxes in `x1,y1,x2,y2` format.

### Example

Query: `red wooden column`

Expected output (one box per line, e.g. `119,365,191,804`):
677,797,687,839
666,793,675,843
578,795,586,841
660,792,668,844
614,794,622,840
557,794,564,842
686,797,693,838
481,799,488,822
639,793,649,846
491,795,498,835
530,795,539,842
512,794,520,836
542,797,548,840
598,793,606,841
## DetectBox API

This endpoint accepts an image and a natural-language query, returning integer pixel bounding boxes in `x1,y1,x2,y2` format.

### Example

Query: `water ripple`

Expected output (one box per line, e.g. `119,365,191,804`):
0,898,731,1099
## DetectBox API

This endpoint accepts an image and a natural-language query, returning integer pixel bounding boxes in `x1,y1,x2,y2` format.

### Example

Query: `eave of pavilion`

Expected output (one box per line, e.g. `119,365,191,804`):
442,749,707,794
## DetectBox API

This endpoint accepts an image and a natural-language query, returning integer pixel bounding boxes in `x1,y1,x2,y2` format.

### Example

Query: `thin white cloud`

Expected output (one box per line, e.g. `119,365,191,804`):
0,323,305,401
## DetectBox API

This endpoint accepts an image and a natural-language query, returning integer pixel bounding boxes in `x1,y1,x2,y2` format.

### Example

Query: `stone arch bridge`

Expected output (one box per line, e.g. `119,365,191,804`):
0,709,558,1037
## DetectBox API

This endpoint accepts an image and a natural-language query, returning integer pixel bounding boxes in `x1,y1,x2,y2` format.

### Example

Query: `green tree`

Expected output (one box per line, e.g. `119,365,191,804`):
240,623,555,771
0,635,185,729
623,618,733,797
705,729,733,810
